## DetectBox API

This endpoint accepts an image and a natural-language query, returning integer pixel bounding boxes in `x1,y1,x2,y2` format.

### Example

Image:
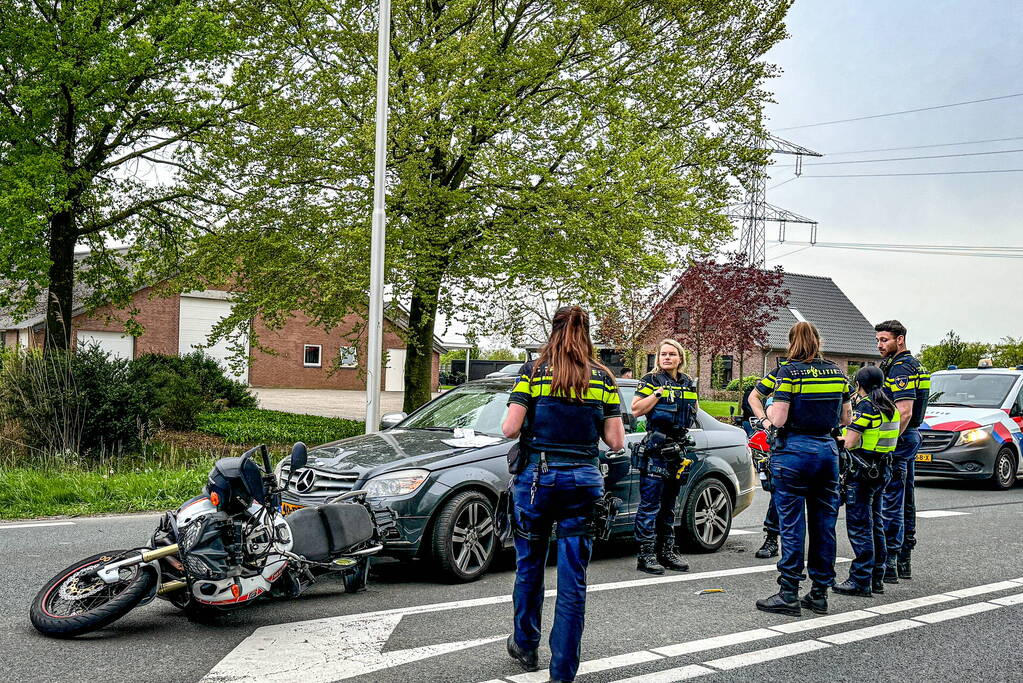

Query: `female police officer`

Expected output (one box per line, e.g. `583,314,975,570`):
757,322,851,616
630,339,698,574
833,366,899,597
502,305,625,683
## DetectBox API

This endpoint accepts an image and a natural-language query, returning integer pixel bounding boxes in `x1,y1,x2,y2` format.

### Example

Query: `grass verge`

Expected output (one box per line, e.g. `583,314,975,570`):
701,400,739,419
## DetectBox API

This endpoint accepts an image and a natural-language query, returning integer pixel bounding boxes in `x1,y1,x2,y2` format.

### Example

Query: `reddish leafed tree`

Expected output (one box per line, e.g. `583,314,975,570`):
657,253,788,384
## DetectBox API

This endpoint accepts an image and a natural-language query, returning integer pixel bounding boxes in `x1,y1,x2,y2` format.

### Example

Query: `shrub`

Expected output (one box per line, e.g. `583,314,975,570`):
196,408,364,445
131,351,257,410
726,375,762,393
0,346,157,460
149,371,206,430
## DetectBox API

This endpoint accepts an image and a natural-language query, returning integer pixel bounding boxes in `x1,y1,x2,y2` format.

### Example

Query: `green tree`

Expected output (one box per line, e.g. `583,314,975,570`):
183,0,793,412
993,337,1023,368
920,330,992,371
0,1,250,351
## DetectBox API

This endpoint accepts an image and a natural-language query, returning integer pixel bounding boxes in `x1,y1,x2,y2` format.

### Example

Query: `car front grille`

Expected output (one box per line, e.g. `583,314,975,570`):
915,460,957,471
918,430,956,453
280,466,360,496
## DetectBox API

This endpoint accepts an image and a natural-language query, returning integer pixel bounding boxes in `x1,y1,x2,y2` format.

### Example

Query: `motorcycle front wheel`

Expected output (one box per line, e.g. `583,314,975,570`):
30,549,157,638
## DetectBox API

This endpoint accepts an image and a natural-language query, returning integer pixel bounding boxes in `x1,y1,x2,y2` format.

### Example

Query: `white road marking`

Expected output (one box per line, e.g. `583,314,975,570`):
203,613,503,682
726,529,756,535
768,609,875,634
613,664,716,682
0,521,76,530
864,594,956,614
990,592,1023,606
943,580,1022,598
702,639,831,670
915,510,970,518
818,619,922,645
507,651,666,683
911,601,1001,624
651,628,780,657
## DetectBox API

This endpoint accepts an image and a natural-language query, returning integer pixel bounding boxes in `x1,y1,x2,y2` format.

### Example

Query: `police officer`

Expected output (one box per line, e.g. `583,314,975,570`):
502,305,625,683
756,322,851,616
748,361,792,559
631,339,699,574
875,319,929,583
833,366,899,597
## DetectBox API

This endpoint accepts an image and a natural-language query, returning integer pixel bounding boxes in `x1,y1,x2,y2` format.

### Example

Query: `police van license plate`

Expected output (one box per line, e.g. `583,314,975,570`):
281,502,304,516
916,453,932,463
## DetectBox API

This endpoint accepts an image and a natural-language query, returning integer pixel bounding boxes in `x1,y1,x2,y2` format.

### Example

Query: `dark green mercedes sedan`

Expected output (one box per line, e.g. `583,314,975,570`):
277,377,755,582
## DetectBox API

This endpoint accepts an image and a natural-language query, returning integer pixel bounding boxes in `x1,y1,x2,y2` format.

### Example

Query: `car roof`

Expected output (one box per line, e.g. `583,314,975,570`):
932,368,1023,376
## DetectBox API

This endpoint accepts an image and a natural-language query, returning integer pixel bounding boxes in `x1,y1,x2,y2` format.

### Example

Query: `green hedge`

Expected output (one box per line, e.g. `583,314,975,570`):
195,408,364,446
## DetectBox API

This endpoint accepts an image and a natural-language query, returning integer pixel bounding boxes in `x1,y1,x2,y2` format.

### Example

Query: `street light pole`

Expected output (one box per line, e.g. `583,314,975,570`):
365,0,391,434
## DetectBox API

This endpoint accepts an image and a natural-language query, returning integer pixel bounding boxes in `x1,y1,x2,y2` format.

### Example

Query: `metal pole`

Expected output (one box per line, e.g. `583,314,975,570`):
365,0,391,434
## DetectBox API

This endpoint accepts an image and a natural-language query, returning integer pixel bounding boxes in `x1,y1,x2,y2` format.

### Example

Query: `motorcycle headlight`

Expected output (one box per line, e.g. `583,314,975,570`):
957,427,991,446
364,469,431,498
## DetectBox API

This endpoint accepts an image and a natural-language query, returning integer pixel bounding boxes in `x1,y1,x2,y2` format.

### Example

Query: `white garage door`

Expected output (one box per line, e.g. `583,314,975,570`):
179,295,248,382
385,348,406,392
76,330,134,360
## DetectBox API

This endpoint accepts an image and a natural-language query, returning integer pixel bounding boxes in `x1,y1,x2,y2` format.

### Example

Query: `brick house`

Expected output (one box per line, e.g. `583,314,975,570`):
0,265,445,390
640,272,880,387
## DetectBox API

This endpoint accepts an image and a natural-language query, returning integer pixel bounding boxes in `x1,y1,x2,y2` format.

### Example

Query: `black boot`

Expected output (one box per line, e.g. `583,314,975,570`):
872,577,885,595
756,590,800,616
506,635,539,672
637,542,665,575
897,549,912,580
755,534,779,559
656,536,690,572
883,557,900,584
832,580,872,597
800,585,829,614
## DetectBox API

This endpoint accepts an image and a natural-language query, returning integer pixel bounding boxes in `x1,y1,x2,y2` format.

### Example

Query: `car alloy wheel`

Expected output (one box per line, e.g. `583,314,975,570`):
681,478,733,552
431,490,497,582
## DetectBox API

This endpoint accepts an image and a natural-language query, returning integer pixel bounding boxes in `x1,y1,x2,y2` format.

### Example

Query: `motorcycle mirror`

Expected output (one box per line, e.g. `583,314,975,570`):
290,442,308,470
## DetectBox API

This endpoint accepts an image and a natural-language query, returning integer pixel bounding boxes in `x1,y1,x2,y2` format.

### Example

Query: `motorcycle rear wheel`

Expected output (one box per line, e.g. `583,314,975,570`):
30,549,157,638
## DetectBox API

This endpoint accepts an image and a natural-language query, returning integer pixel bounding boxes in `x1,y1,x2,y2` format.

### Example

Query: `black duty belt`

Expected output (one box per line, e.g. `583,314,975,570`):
527,451,599,467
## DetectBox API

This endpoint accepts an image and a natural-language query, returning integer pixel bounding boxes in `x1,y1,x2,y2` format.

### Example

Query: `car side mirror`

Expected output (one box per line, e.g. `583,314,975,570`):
380,412,407,430
290,442,308,470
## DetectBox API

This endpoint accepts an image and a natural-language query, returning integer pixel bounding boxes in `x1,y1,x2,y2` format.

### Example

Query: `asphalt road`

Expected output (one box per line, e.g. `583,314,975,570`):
2,477,1022,683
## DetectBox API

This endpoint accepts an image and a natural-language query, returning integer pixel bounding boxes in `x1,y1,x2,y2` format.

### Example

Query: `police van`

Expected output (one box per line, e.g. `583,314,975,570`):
918,364,1023,489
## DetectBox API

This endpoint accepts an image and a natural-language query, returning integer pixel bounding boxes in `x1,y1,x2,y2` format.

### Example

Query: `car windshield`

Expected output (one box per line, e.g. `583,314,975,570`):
499,363,522,374
928,373,1017,409
400,384,512,436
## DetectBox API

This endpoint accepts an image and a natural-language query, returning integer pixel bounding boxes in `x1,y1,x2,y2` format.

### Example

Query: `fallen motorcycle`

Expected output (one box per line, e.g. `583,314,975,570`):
30,443,394,638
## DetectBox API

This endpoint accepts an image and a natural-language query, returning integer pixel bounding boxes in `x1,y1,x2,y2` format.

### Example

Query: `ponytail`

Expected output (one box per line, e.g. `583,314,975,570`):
535,305,612,402
869,385,897,417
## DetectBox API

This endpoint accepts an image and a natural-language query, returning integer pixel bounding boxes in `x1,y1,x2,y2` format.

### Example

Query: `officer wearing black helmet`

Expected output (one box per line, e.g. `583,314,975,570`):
833,366,899,597
631,339,699,574
756,322,851,616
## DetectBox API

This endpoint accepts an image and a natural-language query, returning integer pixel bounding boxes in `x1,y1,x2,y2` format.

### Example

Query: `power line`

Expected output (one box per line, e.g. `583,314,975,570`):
803,147,1023,166
775,92,1023,131
767,240,1023,259
802,168,1023,178
828,135,1023,156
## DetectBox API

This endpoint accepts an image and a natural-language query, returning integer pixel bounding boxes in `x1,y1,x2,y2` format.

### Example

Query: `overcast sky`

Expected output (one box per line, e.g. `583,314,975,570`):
752,0,1023,349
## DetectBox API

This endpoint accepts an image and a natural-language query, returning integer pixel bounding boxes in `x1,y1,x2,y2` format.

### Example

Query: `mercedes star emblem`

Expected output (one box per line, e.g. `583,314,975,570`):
294,469,317,494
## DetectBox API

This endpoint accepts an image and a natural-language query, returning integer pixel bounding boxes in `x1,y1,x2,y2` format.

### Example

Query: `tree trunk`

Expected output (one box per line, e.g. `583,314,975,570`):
44,210,76,354
403,269,445,413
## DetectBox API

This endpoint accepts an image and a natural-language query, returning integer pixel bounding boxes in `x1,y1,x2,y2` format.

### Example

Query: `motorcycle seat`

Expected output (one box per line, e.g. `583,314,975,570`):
287,502,375,562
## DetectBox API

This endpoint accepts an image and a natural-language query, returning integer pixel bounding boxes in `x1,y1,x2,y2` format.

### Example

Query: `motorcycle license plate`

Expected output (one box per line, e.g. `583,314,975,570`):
281,502,304,516
916,453,932,463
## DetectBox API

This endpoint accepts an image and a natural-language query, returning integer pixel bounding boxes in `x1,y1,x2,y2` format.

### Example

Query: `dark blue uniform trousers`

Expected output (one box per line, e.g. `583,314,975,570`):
512,463,603,682
882,429,922,556
634,457,683,543
770,434,841,591
763,493,779,535
844,471,890,588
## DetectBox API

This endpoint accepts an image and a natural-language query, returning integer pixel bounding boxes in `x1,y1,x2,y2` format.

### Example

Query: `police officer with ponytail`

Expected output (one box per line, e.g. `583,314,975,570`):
631,339,699,574
502,306,625,683
756,322,851,617
833,366,899,597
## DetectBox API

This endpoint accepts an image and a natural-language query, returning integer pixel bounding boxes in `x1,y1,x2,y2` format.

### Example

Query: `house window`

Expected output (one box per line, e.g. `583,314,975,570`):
303,344,322,367
647,354,656,372
713,354,733,388
338,346,358,368
674,307,690,331
848,361,863,376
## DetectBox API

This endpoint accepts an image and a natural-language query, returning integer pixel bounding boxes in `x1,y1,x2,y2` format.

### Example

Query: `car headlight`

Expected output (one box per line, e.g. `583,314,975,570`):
957,427,991,446
364,469,431,498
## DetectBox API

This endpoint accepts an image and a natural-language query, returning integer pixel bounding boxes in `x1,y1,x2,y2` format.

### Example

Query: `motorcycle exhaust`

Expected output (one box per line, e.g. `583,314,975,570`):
157,580,187,595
